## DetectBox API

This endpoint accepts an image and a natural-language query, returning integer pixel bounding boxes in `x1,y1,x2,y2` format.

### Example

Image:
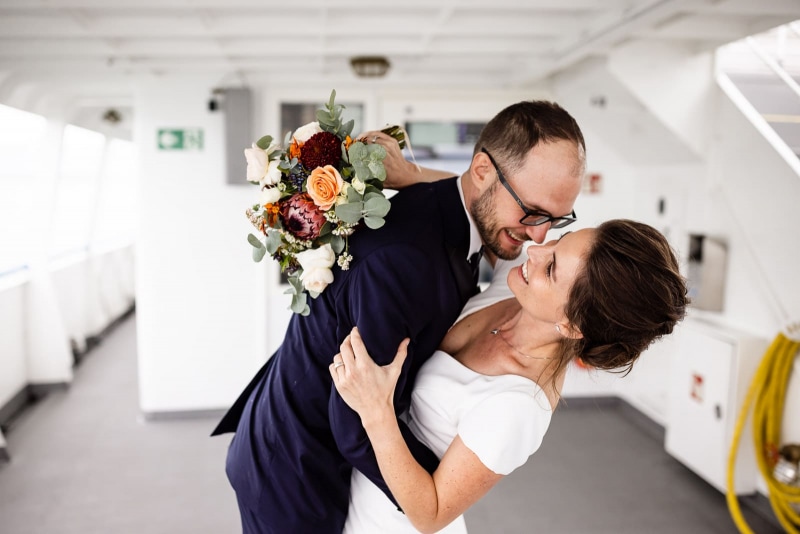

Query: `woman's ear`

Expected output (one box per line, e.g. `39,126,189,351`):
557,321,583,340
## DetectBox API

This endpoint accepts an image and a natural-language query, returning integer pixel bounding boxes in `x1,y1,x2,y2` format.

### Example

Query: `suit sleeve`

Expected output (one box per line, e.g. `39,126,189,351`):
328,244,442,505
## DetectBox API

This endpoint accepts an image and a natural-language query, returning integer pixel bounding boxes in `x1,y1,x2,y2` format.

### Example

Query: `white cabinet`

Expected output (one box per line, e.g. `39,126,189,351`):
665,317,768,494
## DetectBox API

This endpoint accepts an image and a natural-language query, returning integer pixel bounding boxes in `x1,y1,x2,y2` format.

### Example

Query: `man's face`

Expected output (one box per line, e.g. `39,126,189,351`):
470,139,583,260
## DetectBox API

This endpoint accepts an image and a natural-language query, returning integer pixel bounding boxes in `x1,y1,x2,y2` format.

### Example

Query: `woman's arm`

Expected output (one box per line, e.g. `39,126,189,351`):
357,129,458,189
330,328,503,533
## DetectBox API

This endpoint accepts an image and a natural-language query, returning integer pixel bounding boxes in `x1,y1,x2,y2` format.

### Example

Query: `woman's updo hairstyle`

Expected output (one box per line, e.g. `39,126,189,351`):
563,219,689,374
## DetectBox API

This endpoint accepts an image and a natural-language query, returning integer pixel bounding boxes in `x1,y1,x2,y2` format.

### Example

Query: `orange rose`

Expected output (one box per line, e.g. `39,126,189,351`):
307,165,343,210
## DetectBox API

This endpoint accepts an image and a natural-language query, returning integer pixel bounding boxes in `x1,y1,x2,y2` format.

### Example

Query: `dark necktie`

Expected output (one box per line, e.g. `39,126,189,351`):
468,246,484,285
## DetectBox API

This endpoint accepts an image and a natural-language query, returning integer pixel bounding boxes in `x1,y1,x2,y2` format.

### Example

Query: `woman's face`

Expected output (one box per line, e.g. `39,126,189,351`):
507,228,595,325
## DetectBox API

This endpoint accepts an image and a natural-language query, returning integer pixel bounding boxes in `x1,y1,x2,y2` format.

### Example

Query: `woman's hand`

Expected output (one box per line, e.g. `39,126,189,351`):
356,129,456,189
329,327,409,425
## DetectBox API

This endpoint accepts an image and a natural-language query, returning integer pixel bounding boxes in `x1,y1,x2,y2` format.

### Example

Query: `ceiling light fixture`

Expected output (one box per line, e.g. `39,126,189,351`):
350,56,391,78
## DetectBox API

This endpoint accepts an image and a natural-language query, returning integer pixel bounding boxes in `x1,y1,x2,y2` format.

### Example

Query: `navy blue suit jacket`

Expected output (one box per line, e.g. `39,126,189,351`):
213,178,478,533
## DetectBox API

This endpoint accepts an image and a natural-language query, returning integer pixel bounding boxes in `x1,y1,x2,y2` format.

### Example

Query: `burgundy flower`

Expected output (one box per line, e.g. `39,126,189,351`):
279,193,326,241
300,131,341,170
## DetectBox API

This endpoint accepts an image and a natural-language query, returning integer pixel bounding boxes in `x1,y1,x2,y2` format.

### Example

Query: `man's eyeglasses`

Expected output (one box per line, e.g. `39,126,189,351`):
481,147,577,228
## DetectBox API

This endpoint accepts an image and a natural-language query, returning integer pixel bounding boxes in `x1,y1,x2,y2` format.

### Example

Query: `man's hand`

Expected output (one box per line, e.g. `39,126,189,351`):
356,129,457,189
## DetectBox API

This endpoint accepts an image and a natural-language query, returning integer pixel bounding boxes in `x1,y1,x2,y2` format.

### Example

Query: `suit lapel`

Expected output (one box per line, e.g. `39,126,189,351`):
431,179,479,302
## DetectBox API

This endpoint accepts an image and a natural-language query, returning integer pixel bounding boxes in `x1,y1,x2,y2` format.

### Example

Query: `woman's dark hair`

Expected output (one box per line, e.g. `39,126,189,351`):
554,219,689,379
474,100,586,175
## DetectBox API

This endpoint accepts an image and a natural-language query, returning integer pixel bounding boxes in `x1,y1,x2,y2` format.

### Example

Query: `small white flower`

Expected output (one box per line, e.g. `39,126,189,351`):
351,177,366,195
260,186,281,205
296,244,336,293
293,122,323,144
337,253,353,271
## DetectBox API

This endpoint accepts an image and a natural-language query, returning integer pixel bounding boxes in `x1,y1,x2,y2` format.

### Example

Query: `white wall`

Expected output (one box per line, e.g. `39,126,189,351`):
135,79,266,414
552,41,800,498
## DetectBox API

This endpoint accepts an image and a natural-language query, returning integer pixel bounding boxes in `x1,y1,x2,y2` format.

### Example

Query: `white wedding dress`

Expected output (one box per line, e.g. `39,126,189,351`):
343,257,554,534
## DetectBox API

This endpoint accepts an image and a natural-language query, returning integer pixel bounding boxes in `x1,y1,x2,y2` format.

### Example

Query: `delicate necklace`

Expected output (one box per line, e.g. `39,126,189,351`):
490,328,554,360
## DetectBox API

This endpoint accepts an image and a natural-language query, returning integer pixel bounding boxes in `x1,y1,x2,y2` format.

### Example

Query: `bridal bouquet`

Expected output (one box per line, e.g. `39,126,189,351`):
245,90,401,316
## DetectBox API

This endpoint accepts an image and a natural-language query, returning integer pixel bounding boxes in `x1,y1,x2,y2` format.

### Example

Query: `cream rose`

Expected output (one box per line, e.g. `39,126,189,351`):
350,176,366,195
296,244,336,294
245,143,282,186
260,186,281,205
292,122,323,144
307,165,343,210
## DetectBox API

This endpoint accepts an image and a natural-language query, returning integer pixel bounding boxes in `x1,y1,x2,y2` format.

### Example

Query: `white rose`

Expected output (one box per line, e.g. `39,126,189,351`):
296,244,336,294
260,186,281,205
351,176,366,195
245,143,282,186
293,122,323,143
263,158,282,186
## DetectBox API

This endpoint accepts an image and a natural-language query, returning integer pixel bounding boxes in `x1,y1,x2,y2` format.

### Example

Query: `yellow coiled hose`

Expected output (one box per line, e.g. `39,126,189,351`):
726,332,800,533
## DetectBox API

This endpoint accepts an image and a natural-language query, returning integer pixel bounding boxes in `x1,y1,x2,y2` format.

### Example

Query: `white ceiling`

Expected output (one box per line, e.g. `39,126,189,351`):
1,0,799,110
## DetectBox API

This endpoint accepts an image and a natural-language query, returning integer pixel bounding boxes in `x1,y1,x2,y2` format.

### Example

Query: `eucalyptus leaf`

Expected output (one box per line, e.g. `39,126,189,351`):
364,196,391,217
364,216,385,229
265,231,282,255
335,202,363,224
247,233,263,248
252,246,267,262
256,135,273,150
290,291,308,314
330,234,345,254
318,221,332,238
346,186,363,203
368,161,386,181
348,142,366,158
328,89,337,108
341,119,354,138
368,143,387,159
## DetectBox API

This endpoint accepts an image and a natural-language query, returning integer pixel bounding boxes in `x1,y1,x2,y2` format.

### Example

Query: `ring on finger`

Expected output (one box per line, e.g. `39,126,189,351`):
371,136,378,143
334,361,344,369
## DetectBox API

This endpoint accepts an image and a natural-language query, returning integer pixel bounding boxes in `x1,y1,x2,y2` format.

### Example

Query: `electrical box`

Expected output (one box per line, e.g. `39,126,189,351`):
665,317,768,494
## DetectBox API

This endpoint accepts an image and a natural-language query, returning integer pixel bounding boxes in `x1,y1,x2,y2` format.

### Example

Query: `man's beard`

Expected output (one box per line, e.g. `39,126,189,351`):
470,183,523,261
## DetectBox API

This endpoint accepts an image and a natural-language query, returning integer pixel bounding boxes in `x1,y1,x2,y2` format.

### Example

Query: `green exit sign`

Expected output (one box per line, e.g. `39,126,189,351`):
157,128,204,150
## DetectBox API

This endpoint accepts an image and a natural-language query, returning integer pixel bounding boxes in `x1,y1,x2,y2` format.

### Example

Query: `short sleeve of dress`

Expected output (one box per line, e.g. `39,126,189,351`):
457,388,552,475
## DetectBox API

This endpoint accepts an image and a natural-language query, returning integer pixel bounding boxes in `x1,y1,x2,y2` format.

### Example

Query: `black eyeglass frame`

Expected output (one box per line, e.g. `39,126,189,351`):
480,147,577,228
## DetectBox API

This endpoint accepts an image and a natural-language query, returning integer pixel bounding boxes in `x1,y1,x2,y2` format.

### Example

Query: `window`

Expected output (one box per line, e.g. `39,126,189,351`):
50,125,105,259
0,104,46,274
92,139,139,250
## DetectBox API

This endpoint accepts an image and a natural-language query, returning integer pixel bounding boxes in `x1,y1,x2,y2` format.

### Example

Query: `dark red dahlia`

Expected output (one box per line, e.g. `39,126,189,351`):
300,131,341,170
279,193,326,241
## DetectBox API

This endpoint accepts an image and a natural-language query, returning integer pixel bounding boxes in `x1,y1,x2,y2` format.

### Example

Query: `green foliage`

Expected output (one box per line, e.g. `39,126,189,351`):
256,135,274,150
285,276,310,316
348,142,387,183
335,202,363,224
265,230,282,255
248,233,267,262
315,89,355,139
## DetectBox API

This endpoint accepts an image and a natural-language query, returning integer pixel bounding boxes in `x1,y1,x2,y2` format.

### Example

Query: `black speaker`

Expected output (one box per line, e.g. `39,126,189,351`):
223,88,253,185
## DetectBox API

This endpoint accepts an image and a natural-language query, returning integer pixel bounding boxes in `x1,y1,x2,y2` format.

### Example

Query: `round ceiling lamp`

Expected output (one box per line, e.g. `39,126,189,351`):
350,56,391,78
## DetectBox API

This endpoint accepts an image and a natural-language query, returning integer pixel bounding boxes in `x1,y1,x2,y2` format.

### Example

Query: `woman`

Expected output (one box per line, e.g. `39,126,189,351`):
330,219,688,533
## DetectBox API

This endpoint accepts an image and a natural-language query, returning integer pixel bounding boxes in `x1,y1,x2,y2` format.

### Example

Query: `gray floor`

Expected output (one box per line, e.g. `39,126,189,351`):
0,315,784,534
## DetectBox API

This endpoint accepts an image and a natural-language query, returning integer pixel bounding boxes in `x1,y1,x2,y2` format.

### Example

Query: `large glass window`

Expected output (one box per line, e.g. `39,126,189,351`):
91,139,139,250
404,120,485,172
0,104,46,274
50,125,106,259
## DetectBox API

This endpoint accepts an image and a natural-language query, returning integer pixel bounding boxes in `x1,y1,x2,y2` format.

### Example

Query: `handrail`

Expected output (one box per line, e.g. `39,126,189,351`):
745,36,800,101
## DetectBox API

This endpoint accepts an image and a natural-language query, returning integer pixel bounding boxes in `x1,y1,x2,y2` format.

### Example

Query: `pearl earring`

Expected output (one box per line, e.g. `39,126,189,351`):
555,324,562,334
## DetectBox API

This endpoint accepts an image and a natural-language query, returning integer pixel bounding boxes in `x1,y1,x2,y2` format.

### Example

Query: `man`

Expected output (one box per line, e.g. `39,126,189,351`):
213,100,586,533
